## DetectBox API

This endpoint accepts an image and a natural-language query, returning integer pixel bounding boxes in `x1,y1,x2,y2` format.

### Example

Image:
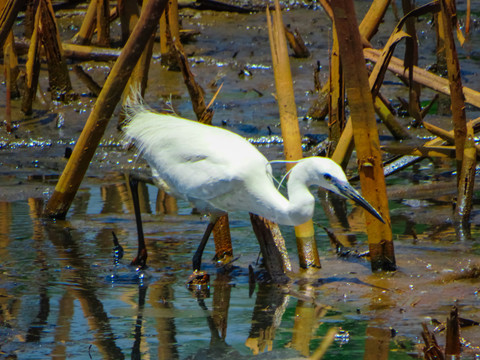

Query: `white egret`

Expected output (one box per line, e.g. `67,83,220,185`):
123,96,385,271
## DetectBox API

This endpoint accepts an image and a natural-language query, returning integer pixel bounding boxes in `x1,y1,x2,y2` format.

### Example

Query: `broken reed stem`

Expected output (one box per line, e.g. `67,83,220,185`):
358,0,390,41
171,38,209,122
423,120,480,156
4,42,11,133
440,0,467,178
73,65,102,96
327,21,345,157
421,323,445,360
122,0,155,104
465,0,471,35
38,0,73,101
363,48,480,108
168,0,180,42
373,96,410,140
96,0,110,46
284,26,310,58
118,0,140,45
44,0,168,218
71,0,96,45
455,122,476,224
4,31,19,98
249,214,292,280
4,31,19,132
212,214,234,264
0,0,23,49
267,0,319,269
21,1,41,115
331,0,394,272
445,306,461,357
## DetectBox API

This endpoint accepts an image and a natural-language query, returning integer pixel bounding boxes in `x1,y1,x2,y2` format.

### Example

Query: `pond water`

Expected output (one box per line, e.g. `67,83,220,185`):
1,1,480,359
1,172,480,359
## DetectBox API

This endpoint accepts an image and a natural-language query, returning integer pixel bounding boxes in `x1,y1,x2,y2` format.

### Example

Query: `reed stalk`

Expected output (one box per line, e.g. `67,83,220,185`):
44,0,168,218
331,0,394,272
267,0,319,269
0,0,23,49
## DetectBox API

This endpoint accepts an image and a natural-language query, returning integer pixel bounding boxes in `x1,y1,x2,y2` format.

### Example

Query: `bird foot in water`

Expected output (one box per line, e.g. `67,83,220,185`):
213,251,236,267
130,249,148,270
186,270,210,297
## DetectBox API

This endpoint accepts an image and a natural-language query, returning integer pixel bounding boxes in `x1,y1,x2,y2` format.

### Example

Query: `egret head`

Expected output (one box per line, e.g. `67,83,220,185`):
310,158,386,224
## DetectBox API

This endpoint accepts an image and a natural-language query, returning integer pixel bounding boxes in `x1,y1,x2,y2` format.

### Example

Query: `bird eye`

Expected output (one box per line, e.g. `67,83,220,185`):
323,174,332,181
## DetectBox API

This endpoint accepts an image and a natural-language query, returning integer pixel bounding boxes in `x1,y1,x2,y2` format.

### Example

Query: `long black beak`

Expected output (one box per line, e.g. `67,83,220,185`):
337,182,385,224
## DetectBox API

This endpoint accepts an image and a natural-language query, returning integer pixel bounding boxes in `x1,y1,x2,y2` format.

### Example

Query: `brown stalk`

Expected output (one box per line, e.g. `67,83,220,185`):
327,22,345,156
71,0,96,45
454,122,476,224
122,0,155,107
0,0,23,49
171,39,209,122
363,48,480,108
118,0,139,45
465,0,471,35
440,0,467,178
331,119,354,170
4,41,12,133
309,0,390,119
21,2,41,115
267,0,319,269
421,323,445,360
384,117,480,177
331,0,394,272
402,0,422,125
155,188,177,214
4,31,19,98
423,120,480,156
357,0,391,41
73,65,102,96
284,26,310,58
61,43,121,61
373,96,410,140
159,4,170,62
44,0,168,218
38,0,73,101
363,327,391,360
445,306,461,356
382,144,456,158
96,0,110,47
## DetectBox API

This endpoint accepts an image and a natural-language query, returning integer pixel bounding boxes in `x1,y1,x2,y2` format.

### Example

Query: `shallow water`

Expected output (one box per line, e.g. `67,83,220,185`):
1,174,480,359
1,1,480,359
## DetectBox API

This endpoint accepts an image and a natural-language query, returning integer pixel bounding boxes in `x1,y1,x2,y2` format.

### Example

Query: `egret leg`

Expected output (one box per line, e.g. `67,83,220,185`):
192,218,218,271
129,175,147,268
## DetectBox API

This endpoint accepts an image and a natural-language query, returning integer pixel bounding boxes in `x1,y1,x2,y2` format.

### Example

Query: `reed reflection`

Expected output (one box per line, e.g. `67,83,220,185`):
47,224,125,359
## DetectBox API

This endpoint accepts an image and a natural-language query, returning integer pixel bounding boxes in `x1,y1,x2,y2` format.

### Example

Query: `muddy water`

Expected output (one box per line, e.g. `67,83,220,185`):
1,2,480,359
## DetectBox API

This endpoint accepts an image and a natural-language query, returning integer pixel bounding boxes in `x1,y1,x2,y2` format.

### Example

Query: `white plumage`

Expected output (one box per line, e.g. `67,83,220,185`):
122,97,384,270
